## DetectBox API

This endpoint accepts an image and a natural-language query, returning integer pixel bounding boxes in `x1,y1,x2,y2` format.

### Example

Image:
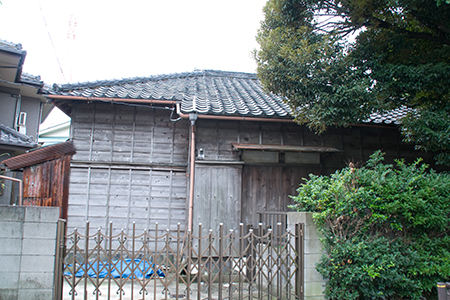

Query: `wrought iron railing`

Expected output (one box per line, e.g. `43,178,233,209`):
54,220,304,300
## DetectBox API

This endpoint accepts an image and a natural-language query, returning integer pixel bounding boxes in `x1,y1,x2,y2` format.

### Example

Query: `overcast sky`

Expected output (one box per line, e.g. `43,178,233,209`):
0,0,267,85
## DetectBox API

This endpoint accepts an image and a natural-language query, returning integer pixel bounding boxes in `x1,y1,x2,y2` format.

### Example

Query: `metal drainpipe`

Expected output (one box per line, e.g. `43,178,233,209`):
0,174,23,206
188,113,198,232
14,95,22,131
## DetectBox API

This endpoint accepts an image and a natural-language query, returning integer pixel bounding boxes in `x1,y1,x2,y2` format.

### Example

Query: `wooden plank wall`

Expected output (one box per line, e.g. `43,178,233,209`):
241,165,320,226
194,119,441,229
22,155,71,219
71,103,189,165
193,164,242,235
67,106,442,236
195,119,437,171
68,103,189,235
68,167,187,236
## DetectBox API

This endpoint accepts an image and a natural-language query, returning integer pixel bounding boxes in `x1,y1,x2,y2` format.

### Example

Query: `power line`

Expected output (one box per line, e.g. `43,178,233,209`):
37,0,67,83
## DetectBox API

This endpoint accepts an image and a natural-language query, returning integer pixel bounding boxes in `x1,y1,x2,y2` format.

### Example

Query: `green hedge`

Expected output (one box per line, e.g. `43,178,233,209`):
290,151,450,299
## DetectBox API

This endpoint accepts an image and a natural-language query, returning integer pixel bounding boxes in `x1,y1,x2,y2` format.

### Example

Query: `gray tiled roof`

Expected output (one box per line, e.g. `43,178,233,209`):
0,124,38,149
20,72,44,86
49,70,409,124
50,70,292,118
364,106,410,125
0,39,26,56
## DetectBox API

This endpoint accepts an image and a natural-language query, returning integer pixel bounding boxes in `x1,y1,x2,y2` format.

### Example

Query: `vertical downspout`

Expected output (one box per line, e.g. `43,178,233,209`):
37,102,44,141
14,95,22,131
188,112,198,232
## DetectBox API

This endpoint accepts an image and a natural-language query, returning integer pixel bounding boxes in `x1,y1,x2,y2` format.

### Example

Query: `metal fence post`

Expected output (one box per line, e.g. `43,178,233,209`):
295,223,304,300
53,219,66,300
437,282,450,300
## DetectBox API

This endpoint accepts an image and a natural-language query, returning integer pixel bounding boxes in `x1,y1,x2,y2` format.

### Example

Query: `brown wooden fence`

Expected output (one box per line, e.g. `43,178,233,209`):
54,220,304,300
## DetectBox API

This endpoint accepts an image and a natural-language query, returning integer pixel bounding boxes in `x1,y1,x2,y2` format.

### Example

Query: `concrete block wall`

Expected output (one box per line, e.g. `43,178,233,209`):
0,205,60,300
287,212,326,300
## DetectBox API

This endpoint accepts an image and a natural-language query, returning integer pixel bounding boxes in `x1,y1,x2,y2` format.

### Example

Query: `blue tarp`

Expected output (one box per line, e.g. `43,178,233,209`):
64,258,165,279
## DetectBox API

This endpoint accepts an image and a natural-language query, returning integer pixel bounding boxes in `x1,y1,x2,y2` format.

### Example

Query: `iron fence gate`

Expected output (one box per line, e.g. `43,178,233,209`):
54,220,304,300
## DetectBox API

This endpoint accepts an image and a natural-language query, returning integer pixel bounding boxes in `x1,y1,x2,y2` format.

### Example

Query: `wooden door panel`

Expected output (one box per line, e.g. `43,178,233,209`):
241,165,320,226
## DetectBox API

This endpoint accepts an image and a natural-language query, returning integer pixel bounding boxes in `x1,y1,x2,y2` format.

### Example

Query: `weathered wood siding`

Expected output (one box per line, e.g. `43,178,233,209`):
195,119,438,169
66,104,443,236
192,164,242,252
241,165,320,226
22,156,72,219
68,166,187,235
194,119,441,229
71,104,189,165
68,103,189,234
193,164,242,232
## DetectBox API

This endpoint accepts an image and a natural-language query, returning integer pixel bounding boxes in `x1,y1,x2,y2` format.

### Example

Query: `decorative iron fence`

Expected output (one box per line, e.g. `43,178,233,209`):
54,220,304,300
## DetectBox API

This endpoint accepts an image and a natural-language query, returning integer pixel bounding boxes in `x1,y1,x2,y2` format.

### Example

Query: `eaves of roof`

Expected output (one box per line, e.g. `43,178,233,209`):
39,121,71,135
2,140,76,170
0,39,27,83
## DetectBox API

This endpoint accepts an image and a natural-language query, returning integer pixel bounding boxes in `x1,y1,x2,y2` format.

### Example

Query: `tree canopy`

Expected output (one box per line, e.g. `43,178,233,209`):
254,0,450,165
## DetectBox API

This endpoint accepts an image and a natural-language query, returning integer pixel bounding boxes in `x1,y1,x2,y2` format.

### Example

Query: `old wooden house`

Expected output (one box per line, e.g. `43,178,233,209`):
0,39,52,205
45,70,439,237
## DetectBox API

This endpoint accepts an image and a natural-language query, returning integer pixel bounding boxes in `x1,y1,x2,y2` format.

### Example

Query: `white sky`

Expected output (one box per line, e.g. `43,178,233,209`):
0,0,268,85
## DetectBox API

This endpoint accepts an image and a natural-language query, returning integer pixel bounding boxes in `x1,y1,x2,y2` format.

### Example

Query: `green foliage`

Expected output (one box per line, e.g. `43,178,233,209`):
290,151,450,299
401,109,450,165
255,0,450,165
317,236,422,300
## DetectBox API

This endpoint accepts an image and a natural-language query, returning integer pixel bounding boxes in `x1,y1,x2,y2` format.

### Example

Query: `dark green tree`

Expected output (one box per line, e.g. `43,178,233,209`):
255,0,450,165
290,151,450,299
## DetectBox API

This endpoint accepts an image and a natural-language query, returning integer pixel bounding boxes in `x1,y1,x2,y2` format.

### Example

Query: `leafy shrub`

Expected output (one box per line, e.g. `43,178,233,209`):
290,151,450,299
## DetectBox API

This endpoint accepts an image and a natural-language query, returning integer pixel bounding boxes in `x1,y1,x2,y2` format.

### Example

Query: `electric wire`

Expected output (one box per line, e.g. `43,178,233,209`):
37,0,67,83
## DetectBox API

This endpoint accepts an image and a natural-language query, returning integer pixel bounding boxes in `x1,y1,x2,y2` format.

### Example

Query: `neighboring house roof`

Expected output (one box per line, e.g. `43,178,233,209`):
0,124,38,149
2,140,76,170
47,70,409,125
39,120,70,146
0,39,48,102
0,39,26,56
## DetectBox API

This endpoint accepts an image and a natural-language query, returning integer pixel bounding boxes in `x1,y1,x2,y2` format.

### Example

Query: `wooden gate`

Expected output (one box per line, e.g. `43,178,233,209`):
193,164,242,240
241,165,320,226
54,220,304,300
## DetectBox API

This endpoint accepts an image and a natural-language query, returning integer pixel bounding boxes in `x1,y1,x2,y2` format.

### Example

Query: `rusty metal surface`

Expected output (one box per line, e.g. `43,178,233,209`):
3,140,75,170
57,222,304,300
22,155,72,219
